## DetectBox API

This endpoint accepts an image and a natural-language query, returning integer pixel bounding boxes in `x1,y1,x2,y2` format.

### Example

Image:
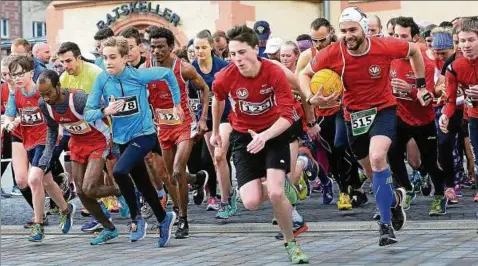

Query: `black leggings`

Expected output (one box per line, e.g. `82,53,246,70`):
389,118,444,196
188,137,217,197
437,109,463,188
113,134,166,222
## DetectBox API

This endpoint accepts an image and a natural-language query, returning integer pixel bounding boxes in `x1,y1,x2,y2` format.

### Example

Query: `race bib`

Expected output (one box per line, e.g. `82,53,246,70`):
63,120,92,135
155,108,182,125
351,108,377,136
112,96,139,117
20,107,43,126
189,99,201,112
239,97,273,115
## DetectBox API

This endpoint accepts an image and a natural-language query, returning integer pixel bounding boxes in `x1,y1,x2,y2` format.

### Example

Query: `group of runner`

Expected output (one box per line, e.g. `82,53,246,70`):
1,6,478,264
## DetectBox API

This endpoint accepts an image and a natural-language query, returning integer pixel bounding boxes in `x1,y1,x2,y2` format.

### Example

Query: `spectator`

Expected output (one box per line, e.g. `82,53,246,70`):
367,15,383,37
50,55,65,76
212,30,228,58
386,17,398,36
253,20,271,58
10,38,32,56
296,34,312,53
93,27,114,70
264,37,283,61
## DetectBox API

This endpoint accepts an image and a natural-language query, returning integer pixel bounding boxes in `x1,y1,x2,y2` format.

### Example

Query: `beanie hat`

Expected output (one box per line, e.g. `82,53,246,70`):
431,32,453,50
339,7,368,34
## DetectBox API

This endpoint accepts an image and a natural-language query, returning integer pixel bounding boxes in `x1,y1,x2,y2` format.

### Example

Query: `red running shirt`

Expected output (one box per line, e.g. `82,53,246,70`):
310,37,411,120
212,58,295,133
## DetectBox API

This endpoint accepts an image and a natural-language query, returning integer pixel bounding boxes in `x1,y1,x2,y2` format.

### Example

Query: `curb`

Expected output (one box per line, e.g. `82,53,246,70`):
2,220,477,235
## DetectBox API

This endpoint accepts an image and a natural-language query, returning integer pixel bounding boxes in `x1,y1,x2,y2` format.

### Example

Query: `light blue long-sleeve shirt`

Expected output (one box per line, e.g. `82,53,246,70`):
84,65,181,144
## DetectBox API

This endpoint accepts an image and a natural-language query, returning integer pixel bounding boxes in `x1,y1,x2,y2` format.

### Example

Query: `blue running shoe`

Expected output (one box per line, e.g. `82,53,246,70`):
28,223,44,242
158,212,176,247
322,177,334,205
298,147,319,182
129,216,147,242
100,201,112,219
90,228,119,245
59,203,76,234
81,217,102,232
118,195,130,217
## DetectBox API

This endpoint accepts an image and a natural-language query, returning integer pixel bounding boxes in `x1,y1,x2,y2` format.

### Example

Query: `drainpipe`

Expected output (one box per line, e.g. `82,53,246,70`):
324,0,330,21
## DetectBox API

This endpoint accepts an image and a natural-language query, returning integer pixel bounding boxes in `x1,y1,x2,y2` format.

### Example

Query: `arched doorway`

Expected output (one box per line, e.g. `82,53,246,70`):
111,12,188,48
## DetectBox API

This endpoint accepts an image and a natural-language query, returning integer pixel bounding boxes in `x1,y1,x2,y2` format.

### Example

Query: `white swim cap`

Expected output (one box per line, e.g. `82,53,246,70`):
339,7,368,34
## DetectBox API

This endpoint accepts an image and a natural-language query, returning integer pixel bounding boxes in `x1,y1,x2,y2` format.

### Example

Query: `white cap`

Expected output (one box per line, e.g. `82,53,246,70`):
264,37,284,54
339,7,368,34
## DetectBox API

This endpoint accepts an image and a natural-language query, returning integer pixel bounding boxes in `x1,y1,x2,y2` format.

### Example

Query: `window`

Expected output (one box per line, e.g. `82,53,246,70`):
1,19,9,38
33,21,46,37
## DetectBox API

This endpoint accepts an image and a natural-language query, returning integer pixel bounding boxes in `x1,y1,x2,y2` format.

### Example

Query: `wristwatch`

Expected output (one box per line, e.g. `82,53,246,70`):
307,121,316,128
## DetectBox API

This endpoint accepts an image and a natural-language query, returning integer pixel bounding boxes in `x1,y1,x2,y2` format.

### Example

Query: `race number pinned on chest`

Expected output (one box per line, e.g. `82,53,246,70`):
155,108,182,125
63,120,92,135
20,107,44,126
188,99,201,112
112,96,139,117
351,108,377,136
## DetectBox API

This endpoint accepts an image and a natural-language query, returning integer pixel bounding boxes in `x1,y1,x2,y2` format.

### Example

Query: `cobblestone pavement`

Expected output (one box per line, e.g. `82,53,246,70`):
2,230,478,266
2,181,478,226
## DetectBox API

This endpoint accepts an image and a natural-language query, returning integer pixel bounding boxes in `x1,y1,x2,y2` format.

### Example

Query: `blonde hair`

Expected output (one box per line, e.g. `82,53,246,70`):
103,36,129,57
281,41,300,56
431,26,453,36
1,55,19,68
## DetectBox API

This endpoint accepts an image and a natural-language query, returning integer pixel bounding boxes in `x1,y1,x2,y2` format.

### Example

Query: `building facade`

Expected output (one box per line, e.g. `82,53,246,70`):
22,1,50,39
46,0,322,57
1,1,22,41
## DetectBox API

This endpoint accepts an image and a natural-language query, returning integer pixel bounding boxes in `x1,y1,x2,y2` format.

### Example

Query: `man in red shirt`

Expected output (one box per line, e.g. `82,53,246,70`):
440,18,478,211
211,25,309,264
299,7,428,246
387,16,447,216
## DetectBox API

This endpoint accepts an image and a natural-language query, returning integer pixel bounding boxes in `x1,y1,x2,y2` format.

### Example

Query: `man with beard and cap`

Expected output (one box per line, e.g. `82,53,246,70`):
299,6,428,246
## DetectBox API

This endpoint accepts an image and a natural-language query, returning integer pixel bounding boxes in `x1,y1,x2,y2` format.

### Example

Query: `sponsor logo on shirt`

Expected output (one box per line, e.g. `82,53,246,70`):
369,65,381,79
260,86,273,95
236,88,249,100
59,117,72,122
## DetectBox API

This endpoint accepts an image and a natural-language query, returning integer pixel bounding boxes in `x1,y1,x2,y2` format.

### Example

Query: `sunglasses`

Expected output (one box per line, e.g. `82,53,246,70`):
311,36,328,43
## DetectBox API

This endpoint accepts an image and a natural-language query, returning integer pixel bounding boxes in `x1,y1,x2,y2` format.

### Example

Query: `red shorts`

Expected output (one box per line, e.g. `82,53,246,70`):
69,140,109,164
158,121,197,150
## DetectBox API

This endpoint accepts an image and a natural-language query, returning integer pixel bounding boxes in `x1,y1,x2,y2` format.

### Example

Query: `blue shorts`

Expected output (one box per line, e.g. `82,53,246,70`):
345,106,397,160
27,145,45,168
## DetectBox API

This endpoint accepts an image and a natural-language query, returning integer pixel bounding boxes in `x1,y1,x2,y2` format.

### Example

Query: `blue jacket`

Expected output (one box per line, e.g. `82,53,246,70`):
85,66,180,144
33,57,47,83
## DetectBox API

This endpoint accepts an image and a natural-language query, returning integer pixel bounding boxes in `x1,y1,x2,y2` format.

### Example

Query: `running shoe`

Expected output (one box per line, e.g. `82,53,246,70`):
420,174,432,196
192,170,209,206
445,187,458,205
298,147,319,182
24,215,49,229
285,240,309,264
296,173,308,201
129,216,147,242
373,207,381,221
90,227,119,245
284,176,299,206
206,197,219,211
378,223,397,246
172,206,179,226
118,195,130,217
175,217,190,239
141,203,153,219
11,185,21,196
28,223,44,242
350,189,368,208
337,193,352,211
158,212,176,247
47,205,60,215
391,188,406,232
429,195,447,216
59,203,76,234
410,170,421,193
403,191,416,210
229,188,239,216
81,207,91,217
216,201,231,219
275,221,309,240
455,184,463,197
81,217,103,232
1,188,11,198
322,177,334,205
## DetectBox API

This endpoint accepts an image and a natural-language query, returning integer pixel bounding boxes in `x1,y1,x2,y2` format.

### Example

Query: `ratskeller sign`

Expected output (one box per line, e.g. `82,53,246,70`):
97,1,180,29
